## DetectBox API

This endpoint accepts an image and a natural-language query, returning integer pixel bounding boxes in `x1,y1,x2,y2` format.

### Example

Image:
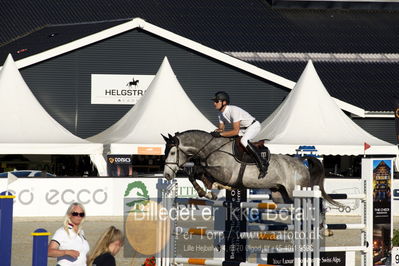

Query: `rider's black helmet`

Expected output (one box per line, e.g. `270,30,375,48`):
212,91,230,104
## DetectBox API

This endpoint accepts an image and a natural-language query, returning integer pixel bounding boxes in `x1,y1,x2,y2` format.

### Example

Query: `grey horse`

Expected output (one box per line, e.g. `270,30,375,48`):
163,130,340,207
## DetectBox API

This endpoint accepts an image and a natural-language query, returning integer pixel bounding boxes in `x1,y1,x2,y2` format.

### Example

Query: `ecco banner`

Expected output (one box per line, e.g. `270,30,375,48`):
91,74,155,104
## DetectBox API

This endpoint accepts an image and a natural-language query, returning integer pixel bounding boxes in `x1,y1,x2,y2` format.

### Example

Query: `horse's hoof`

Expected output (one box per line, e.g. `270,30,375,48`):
322,228,334,237
205,192,216,200
211,183,219,190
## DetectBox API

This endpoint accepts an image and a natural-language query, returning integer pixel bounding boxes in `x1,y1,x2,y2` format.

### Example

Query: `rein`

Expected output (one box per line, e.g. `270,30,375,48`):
164,136,235,176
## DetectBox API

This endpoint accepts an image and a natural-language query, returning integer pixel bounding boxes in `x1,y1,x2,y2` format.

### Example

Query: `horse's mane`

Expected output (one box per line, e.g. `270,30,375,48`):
175,129,209,137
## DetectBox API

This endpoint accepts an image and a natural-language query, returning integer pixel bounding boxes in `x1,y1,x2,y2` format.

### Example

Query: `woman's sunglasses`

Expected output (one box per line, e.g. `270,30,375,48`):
71,212,85,217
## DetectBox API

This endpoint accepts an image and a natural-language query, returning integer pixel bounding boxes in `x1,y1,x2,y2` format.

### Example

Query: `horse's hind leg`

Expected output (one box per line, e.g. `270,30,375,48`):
319,200,334,237
270,186,293,204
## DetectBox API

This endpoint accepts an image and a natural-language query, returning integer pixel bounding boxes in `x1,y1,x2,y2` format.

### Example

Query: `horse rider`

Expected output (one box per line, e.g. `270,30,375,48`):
210,91,268,178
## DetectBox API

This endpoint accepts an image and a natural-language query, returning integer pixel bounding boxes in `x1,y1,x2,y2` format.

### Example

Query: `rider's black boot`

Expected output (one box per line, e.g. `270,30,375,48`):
247,142,269,179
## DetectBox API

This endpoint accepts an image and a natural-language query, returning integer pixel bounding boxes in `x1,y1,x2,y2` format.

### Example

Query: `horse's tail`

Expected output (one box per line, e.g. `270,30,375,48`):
305,156,344,208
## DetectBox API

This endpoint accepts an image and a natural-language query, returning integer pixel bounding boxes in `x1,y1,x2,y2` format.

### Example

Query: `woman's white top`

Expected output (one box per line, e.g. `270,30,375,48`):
51,225,90,266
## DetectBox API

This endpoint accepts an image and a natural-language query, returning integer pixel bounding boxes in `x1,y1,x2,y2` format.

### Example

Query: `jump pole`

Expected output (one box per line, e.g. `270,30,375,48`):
32,228,51,266
0,191,15,266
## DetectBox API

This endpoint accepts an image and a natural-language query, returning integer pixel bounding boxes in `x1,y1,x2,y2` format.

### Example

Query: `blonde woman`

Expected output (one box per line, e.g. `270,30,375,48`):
48,202,90,266
87,226,124,266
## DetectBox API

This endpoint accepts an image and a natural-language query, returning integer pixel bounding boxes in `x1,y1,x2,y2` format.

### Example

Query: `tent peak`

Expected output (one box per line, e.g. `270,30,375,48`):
255,62,396,155
87,58,214,153
154,56,175,78
6,53,14,62
3,54,17,70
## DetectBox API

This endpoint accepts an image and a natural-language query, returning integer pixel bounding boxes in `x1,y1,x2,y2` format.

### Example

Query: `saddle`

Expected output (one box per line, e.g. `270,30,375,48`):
233,137,270,164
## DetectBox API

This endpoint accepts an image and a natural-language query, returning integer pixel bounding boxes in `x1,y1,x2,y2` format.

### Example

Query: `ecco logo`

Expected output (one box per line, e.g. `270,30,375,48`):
8,189,34,205
45,189,107,205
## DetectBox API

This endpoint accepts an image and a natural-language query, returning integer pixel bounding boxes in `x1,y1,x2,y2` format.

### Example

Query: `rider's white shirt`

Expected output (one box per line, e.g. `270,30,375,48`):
218,105,255,128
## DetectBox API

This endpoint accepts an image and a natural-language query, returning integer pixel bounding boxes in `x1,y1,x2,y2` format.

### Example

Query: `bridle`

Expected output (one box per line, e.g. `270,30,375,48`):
164,135,234,176
163,144,187,174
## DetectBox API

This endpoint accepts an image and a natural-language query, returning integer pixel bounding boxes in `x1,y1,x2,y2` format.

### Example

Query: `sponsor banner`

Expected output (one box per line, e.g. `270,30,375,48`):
0,176,398,217
323,178,399,217
91,74,155,104
372,160,392,224
0,177,202,217
137,146,162,155
367,159,393,266
0,178,113,216
323,178,362,216
394,181,399,201
225,189,247,262
267,252,345,265
107,155,132,177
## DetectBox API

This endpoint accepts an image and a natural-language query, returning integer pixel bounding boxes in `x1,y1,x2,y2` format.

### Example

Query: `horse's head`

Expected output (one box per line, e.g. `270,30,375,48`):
162,134,189,180
162,130,225,180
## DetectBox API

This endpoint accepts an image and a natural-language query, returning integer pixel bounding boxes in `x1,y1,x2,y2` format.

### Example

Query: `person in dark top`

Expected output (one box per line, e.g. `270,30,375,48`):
93,252,115,266
87,226,124,266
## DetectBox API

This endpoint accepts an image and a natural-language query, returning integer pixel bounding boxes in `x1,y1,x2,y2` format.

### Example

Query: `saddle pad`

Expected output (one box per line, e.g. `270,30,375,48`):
233,141,269,164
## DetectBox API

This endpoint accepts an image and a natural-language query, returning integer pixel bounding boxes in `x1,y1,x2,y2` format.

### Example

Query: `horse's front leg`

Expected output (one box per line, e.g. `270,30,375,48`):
197,174,221,200
211,182,233,191
199,172,233,198
189,176,215,200
200,171,233,192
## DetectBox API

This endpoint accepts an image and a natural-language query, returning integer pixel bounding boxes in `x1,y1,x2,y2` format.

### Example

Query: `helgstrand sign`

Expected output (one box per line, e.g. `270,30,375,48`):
91,74,155,104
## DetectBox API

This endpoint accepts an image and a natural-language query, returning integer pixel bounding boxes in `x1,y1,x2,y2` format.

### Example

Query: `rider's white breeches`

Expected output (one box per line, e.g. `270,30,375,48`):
240,121,261,147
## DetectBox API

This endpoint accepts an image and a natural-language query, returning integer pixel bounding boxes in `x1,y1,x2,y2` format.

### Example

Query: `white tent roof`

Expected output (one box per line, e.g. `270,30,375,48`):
0,54,103,155
88,57,215,154
256,60,397,155
7,18,365,117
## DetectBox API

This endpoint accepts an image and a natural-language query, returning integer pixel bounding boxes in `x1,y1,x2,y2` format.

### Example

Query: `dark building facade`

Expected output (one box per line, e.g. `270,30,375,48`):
19,28,290,139
0,0,396,144
14,25,396,144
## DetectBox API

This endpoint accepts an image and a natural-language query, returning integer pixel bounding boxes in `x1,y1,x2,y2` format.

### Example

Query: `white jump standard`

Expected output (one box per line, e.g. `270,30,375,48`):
159,178,374,266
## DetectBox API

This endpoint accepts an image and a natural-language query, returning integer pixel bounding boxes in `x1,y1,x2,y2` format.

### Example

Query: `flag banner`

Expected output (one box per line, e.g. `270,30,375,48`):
7,172,18,185
364,142,371,151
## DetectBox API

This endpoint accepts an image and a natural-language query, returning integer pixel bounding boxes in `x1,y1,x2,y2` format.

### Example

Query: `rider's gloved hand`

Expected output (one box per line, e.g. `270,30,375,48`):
210,131,222,138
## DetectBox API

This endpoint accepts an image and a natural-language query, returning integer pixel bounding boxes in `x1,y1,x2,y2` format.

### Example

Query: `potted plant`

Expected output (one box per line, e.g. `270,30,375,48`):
142,256,156,266
392,229,399,266
393,229,399,247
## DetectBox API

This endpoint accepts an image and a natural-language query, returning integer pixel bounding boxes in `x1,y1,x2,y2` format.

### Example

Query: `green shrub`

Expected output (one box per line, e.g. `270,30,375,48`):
393,229,399,246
